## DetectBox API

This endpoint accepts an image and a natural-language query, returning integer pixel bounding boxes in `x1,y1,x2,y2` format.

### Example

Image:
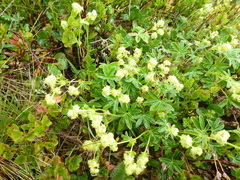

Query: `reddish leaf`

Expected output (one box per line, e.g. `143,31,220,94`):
36,105,47,113
12,35,19,41
9,39,20,47
105,161,115,171
53,96,62,103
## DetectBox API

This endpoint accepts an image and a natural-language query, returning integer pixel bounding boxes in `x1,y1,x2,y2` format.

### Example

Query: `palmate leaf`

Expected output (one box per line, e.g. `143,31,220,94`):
224,48,240,70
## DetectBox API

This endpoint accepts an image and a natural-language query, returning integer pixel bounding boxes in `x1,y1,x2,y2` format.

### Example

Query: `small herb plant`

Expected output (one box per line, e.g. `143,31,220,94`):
1,0,239,179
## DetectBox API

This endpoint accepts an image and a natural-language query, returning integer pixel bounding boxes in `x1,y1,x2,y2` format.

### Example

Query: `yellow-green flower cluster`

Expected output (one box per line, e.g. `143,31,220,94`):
77,107,118,152
115,47,141,79
118,94,131,103
68,85,80,96
102,85,130,103
158,60,171,75
123,151,149,176
167,75,184,91
151,19,165,39
211,130,230,145
88,158,100,174
72,2,84,14
229,81,240,102
180,134,203,157
168,124,179,136
180,134,193,148
44,75,62,105
217,43,232,53
86,10,97,21
67,105,81,119
210,31,219,39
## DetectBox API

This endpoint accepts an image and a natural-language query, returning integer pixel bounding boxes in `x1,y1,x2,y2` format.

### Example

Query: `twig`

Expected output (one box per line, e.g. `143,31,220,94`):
0,0,15,17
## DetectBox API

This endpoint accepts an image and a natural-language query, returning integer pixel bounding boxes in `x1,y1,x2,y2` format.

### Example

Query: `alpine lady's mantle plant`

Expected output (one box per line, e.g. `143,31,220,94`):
41,2,240,178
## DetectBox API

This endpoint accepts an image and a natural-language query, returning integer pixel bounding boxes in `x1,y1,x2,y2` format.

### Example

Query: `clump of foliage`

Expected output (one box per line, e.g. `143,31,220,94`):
0,0,239,179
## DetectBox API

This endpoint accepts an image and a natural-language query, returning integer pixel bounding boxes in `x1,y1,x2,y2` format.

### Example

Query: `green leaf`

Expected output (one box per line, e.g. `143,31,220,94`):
66,156,82,172
88,32,98,39
207,104,224,116
199,115,205,130
48,64,62,76
44,138,58,151
54,52,68,70
28,113,37,122
25,131,35,142
62,30,77,47
122,114,132,129
140,32,150,43
11,131,23,141
41,115,52,127
3,151,14,159
148,159,161,168
110,162,126,180
0,143,6,155
14,154,27,165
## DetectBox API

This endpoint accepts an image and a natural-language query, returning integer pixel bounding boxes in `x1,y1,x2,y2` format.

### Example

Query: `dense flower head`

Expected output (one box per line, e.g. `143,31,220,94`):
232,93,240,102
212,130,230,145
202,39,211,45
157,29,164,36
217,43,232,53
158,64,170,75
52,87,62,95
196,57,203,63
44,75,57,88
129,59,137,66
100,132,118,151
90,115,103,127
117,47,130,60
148,58,158,70
136,97,144,103
168,124,179,136
72,2,84,14
126,163,138,176
124,151,149,175
136,152,149,167
133,48,142,59
45,94,56,105
118,94,130,103
230,81,240,94
168,75,184,91
124,151,136,166
87,10,97,21
116,69,126,79
102,85,111,96
88,159,100,174
82,140,100,151
141,85,149,92
67,105,81,119
61,21,68,29
146,72,155,82
151,32,158,39
190,146,203,157
210,31,219,39
95,124,107,137
163,60,171,66
180,134,193,148
230,38,238,47
68,86,80,96
110,88,121,97
156,19,165,27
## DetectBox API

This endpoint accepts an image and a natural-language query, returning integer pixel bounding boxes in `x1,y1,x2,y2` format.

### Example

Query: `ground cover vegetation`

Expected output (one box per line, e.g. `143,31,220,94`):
0,0,240,179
